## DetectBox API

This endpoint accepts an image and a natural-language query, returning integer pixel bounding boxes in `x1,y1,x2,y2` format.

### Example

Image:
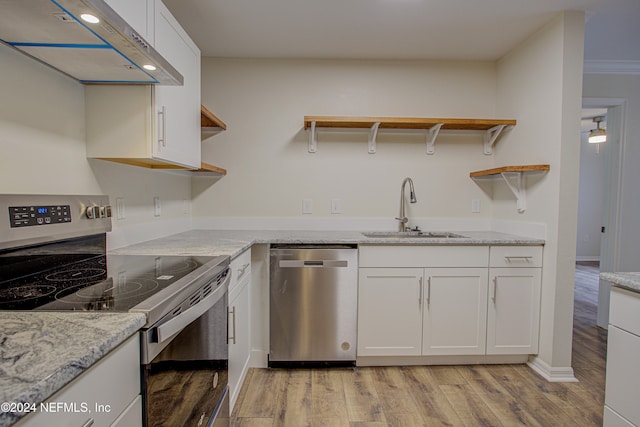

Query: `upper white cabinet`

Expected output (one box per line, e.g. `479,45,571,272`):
104,0,153,41
86,0,201,169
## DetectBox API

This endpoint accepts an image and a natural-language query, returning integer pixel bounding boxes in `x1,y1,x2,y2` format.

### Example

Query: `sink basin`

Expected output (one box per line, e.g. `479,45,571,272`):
363,231,467,239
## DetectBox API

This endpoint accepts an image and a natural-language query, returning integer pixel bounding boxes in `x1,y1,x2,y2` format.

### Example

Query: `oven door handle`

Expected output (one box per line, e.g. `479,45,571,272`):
155,273,230,344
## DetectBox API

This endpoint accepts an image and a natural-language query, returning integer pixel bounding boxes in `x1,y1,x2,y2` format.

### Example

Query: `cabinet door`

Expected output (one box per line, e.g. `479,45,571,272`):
487,268,541,354
105,0,152,41
153,0,201,168
357,268,423,356
422,268,488,355
228,275,250,412
605,325,640,426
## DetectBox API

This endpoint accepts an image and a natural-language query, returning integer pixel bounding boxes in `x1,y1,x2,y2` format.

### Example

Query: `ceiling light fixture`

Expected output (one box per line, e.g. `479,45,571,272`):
143,64,157,71
588,116,607,144
80,13,100,24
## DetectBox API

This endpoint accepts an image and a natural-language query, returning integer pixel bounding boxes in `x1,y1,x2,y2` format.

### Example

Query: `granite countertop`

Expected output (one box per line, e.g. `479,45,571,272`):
111,229,544,259
0,312,146,427
600,272,640,294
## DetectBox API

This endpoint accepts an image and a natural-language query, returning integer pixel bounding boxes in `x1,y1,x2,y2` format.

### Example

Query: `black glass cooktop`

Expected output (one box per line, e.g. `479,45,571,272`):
0,253,216,311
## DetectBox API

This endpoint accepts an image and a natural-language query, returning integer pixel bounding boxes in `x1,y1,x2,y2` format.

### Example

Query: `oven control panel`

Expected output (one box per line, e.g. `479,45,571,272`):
9,205,71,228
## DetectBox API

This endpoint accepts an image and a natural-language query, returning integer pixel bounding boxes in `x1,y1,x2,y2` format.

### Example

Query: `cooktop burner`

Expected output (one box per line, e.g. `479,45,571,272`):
0,254,217,311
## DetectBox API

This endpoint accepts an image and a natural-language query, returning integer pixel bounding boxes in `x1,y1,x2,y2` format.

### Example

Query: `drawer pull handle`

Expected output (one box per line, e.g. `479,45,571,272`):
418,277,423,309
237,263,250,279
228,306,237,344
504,256,533,262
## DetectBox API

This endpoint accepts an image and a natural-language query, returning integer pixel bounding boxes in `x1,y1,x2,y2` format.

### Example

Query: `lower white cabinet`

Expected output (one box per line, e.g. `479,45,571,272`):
486,267,541,354
422,268,488,355
357,268,423,356
357,245,543,359
605,287,640,427
228,249,252,412
16,334,141,427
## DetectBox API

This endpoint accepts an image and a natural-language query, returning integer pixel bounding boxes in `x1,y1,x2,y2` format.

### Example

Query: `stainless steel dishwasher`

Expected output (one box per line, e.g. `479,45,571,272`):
269,244,358,366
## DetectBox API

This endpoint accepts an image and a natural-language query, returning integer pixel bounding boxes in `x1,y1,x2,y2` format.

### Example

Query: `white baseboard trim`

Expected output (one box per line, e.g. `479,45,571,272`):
527,356,578,382
576,256,600,262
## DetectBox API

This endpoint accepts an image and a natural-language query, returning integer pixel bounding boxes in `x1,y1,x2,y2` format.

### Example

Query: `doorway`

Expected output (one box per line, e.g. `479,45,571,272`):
579,98,625,329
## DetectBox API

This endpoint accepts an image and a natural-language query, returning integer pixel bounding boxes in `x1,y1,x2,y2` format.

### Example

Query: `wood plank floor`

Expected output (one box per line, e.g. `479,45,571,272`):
231,262,607,426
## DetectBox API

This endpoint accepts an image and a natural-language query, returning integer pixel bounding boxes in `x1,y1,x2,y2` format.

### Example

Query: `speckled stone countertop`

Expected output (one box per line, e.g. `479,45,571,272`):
110,229,544,259
601,272,640,294
0,312,145,427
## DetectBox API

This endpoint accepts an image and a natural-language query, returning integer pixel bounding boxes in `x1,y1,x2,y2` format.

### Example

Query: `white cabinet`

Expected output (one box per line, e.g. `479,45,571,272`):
422,268,488,355
487,267,541,354
487,246,542,355
357,268,423,356
16,334,141,427
357,245,543,360
357,246,489,358
104,0,152,41
605,287,640,427
86,0,201,169
228,249,251,412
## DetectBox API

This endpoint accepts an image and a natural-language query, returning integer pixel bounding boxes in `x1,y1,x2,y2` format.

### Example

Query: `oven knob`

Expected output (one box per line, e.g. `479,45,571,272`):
86,206,99,219
104,205,112,218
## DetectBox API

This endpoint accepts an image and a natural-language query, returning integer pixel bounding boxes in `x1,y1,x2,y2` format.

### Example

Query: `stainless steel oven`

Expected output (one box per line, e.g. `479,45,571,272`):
0,194,230,427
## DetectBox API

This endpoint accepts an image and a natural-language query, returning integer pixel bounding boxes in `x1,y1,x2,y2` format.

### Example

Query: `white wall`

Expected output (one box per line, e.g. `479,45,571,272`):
0,43,193,249
576,118,607,261
495,11,585,379
195,58,500,228
583,74,640,272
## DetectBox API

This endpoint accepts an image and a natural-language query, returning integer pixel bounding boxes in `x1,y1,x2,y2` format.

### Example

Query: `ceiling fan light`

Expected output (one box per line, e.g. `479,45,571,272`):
589,128,607,144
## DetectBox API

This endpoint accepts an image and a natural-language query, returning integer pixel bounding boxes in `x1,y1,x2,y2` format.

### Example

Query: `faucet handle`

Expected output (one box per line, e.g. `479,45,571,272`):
395,216,408,223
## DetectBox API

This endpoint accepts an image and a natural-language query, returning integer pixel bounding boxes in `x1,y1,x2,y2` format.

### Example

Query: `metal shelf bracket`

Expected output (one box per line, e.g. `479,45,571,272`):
308,121,317,153
500,171,526,213
368,122,381,154
483,125,511,155
426,123,444,154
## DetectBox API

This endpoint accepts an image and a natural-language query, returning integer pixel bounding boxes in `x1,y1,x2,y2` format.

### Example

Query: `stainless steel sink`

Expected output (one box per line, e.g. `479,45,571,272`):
362,231,467,239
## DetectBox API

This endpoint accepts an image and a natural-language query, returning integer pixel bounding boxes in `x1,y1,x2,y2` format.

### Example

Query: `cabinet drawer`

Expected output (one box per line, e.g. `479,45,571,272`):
610,287,640,336
16,335,141,427
359,245,488,268
230,248,251,292
489,246,542,268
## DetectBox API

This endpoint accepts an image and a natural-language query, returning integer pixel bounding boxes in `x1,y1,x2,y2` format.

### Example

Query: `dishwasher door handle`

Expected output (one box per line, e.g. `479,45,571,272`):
279,260,349,268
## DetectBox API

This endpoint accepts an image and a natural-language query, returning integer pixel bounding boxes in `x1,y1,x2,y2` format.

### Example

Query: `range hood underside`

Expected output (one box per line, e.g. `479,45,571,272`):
0,0,183,85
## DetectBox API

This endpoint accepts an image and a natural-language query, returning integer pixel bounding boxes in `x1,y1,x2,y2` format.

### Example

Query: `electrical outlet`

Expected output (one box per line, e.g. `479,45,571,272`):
471,199,480,213
302,198,313,214
183,199,190,214
116,197,126,220
331,198,342,214
154,197,161,217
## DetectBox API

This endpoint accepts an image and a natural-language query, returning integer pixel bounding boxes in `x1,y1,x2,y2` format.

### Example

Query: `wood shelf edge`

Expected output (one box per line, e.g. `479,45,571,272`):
304,116,516,131
192,162,227,176
201,105,227,130
470,164,550,178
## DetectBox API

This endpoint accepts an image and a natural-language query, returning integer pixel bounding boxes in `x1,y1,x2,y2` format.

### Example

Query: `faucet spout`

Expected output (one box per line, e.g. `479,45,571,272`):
395,177,417,232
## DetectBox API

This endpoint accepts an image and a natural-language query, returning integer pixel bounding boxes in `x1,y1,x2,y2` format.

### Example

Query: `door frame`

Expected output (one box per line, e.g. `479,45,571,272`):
581,97,626,328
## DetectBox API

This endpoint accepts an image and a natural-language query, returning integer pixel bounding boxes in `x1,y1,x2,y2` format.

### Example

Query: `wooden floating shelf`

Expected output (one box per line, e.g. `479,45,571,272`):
191,162,227,176
304,116,516,131
303,116,516,154
470,164,550,178
201,105,227,130
470,164,550,213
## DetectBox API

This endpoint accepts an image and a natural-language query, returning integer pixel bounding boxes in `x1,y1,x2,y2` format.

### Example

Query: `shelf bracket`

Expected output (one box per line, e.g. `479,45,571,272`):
483,125,510,155
368,122,381,154
308,121,317,153
426,123,444,155
500,171,526,213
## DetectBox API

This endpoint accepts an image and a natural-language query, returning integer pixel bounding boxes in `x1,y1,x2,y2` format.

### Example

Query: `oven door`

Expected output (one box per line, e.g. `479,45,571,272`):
140,269,230,427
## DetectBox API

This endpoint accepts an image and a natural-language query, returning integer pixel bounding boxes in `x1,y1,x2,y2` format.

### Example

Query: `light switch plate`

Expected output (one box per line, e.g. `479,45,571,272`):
154,197,161,217
116,197,126,220
302,198,313,214
471,199,480,213
331,198,342,214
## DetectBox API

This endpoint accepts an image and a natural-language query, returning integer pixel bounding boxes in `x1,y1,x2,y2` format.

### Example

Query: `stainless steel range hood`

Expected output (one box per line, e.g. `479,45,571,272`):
0,0,183,85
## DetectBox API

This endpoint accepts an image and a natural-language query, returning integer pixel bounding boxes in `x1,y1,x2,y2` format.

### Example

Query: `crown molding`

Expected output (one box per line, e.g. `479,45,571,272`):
584,60,640,75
